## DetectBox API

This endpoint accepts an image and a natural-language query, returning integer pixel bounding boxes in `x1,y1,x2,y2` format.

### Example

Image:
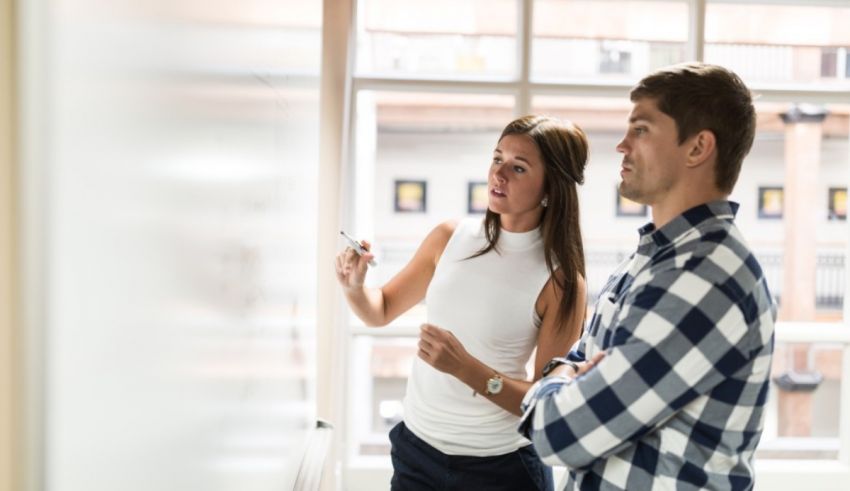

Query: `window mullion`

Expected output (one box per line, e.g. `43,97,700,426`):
351,76,521,95
688,0,706,61
846,127,850,324
840,343,850,463
517,0,533,116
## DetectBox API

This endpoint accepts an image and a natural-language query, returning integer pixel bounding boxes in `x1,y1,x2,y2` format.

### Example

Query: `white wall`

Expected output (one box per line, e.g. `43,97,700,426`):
18,1,322,490
371,130,849,251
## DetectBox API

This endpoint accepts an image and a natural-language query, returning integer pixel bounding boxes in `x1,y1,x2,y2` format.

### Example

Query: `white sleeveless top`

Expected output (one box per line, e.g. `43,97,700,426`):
403,217,552,456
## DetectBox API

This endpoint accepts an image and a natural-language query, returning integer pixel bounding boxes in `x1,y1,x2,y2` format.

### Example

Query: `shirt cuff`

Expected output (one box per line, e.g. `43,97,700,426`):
518,375,571,437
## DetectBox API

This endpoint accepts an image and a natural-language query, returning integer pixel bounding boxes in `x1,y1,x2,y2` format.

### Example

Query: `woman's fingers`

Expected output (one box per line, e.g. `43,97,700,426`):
418,325,436,361
344,246,358,264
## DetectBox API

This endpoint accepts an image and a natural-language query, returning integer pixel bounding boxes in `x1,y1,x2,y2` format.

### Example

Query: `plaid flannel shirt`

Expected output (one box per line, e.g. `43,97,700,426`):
519,201,776,490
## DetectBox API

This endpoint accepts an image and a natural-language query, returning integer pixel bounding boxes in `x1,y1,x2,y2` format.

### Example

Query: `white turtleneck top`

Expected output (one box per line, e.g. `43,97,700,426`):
402,217,552,456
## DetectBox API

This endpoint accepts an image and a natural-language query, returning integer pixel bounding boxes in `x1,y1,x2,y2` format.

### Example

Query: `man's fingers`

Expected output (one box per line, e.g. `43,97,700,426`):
589,351,606,365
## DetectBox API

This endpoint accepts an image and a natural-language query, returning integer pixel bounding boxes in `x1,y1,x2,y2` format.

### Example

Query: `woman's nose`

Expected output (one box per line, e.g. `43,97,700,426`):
493,167,507,182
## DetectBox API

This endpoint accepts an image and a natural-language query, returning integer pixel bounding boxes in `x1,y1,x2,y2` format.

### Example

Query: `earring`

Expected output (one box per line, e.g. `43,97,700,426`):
541,196,548,208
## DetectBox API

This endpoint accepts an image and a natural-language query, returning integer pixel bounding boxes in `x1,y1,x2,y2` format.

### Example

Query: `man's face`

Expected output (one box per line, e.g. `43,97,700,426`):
615,98,690,206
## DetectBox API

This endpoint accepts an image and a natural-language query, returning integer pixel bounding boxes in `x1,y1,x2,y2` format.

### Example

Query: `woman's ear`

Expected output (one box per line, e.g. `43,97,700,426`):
685,130,716,168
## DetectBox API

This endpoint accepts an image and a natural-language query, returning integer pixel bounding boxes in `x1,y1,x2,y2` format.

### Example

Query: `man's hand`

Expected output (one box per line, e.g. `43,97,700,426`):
417,323,471,376
549,351,606,379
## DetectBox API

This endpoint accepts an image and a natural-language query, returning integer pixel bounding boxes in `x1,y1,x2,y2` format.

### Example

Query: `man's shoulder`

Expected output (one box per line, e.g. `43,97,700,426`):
645,219,768,290
666,219,755,266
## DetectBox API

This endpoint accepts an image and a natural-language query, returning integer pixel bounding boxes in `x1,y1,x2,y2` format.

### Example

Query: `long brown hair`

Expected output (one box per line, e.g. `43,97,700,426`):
471,115,589,331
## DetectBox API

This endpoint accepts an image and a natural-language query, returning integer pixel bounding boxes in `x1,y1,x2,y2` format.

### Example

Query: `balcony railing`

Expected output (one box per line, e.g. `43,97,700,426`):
377,243,846,311
585,250,845,310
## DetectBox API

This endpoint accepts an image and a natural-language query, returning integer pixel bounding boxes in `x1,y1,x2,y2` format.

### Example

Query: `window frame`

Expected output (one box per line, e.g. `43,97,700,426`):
340,0,850,485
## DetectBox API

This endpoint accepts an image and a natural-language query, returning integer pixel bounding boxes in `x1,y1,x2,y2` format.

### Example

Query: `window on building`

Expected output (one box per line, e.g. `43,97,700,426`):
355,0,517,78
705,2,850,88
531,0,688,82
599,41,633,74
846,49,850,78
822,48,838,78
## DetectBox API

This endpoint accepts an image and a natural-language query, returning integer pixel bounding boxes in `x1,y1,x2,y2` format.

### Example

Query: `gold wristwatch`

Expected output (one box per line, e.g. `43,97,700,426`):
485,374,503,395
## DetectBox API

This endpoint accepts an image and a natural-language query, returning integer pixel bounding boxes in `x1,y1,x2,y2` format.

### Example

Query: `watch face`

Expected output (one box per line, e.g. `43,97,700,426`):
487,376,503,394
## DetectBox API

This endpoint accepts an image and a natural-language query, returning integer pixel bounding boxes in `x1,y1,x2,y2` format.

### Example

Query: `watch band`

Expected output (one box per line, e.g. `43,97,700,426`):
542,356,580,377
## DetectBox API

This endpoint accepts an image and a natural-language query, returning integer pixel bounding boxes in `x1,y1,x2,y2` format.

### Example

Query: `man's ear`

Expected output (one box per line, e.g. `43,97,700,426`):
685,130,716,168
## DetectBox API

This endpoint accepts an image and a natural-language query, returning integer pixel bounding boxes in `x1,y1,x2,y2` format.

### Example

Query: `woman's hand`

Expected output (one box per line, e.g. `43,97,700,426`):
418,324,471,376
334,240,374,290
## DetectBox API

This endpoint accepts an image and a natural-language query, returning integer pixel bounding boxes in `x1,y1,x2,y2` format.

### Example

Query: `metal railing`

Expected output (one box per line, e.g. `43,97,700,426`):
376,244,846,311
586,250,845,311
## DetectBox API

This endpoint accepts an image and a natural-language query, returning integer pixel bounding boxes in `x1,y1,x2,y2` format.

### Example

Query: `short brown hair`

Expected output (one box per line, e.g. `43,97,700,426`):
630,62,756,194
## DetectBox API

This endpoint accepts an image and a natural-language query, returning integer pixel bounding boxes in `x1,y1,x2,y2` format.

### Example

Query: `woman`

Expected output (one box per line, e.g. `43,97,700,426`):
335,115,589,490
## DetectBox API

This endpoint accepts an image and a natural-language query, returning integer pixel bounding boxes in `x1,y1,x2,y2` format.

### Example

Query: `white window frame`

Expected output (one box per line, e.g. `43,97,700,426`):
336,0,850,487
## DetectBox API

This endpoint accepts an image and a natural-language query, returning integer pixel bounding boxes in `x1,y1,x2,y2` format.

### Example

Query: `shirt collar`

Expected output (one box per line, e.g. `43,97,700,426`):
636,200,739,252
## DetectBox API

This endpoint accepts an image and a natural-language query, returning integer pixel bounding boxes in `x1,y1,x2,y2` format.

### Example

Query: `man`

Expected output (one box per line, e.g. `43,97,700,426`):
519,62,776,490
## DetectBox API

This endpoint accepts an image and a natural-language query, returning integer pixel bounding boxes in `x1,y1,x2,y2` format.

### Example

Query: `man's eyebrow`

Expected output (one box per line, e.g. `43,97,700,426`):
628,114,654,124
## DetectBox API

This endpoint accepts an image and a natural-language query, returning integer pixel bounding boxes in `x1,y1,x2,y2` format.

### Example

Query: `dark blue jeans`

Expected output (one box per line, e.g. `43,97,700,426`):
389,421,554,491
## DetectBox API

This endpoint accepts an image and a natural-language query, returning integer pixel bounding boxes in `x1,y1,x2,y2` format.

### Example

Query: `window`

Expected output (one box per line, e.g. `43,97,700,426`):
350,90,512,258
348,336,417,456
343,1,850,484
599,41,633,74
705,2,850,88
822,48,838,78
355,0,517,78
844,48,850,79
531,0,688,82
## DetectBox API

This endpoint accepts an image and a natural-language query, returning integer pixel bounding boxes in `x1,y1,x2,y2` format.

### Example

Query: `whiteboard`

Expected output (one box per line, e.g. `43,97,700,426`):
27,1,322,489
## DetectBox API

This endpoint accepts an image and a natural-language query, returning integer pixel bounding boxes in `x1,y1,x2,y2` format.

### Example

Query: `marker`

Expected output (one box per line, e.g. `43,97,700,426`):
340,230,377,267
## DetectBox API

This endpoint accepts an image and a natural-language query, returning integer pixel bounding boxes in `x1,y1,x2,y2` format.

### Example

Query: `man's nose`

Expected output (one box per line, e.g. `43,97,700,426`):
615,138,628,154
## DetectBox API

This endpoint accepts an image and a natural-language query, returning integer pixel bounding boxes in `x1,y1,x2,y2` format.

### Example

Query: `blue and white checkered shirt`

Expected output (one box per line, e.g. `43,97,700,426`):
519,201,776,490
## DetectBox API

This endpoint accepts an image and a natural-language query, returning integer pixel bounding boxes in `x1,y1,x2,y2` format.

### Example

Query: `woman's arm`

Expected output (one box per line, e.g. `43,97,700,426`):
335,221,456,327
418,273,587,416
530,272,587,380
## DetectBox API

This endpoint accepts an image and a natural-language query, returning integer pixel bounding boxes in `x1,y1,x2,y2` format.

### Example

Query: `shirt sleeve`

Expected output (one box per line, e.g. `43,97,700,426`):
518,267,761,469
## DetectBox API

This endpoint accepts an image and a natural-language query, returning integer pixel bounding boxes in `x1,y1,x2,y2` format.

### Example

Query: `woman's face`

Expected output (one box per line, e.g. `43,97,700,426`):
488,133,547,232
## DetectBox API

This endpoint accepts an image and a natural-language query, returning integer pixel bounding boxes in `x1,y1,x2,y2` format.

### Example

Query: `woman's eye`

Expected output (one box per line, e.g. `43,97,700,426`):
513,166,525,173
492,158,502,165
634,127,646,135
